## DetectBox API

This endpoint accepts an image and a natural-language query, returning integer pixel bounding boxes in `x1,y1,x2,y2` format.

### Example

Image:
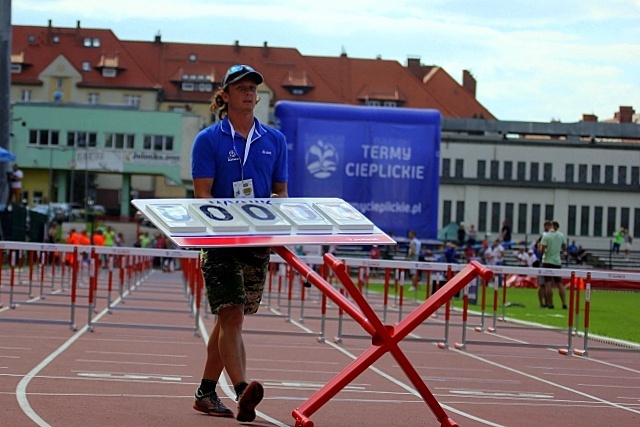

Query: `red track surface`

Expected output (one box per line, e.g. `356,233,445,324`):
1,266,639,427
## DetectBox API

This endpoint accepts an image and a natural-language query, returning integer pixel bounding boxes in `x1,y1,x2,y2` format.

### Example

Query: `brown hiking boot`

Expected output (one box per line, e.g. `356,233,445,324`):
236,381,264,422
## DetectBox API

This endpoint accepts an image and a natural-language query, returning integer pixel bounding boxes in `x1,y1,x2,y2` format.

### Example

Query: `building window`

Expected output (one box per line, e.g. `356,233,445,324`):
517,162,526,181
503,161,513,180
592,165,601,184
515,203,526,234
567,205,577,236
478,202,487,233
505,203,514,234
605,165,614,184
67,131,97,148
545,205,554,223
607,207,616,236
125,95,141,107
28,129,60,146
530,162,539,182
182,82,194,91
21,90,31,102
87,93,99,104
143,135,174,152
621,207,630,229
82,61,91,71
580,206,590,236
618,166,627,185
456,201,465,224
565,164,574,183
102,68,117,78
454,159,464,178
441,158,450,178
32,191,44,205
578,164,587,183
84,37,101,47
543,163,552,182
631,167,639,186
491,202,501,233
594,206,603,237
477,160,486,179
634,208,640,238
56,78,64,89
382,101,398,107
189,53,197,62
364,100,381,106
11,63,22,73
490,160,499,179
442,200,452,226
531,204,541,235
105,133,135,150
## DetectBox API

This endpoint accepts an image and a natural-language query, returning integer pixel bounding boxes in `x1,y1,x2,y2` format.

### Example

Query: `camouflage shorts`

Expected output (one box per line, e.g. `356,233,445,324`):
200,247,270,315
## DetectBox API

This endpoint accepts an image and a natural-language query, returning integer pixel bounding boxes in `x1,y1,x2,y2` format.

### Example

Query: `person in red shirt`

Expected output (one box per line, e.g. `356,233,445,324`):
65,228,79,265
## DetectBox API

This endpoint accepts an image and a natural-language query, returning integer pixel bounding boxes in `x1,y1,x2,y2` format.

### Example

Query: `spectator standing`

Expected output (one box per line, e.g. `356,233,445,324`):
500,220,512,243
623,228,633,259
406,230,422,289
191,64,287,421
6,164,23,208
467,224,478,246
457,222,466,247
612,228,624,254
539,220,567,309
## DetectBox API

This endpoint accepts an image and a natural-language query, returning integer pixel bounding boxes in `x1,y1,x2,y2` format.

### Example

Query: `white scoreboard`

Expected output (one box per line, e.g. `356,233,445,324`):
132,198,396,248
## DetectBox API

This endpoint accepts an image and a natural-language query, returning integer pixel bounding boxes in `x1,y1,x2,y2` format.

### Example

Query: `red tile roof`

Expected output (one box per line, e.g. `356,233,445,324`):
11,24,156,89
12,23,496,119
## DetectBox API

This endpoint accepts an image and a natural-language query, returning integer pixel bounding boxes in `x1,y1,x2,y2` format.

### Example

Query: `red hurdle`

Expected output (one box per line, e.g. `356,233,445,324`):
273,246,493,427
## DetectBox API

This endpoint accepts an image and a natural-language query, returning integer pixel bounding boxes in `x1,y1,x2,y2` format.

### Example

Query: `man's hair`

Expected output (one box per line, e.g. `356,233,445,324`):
552,220,560,229
209,86,261,121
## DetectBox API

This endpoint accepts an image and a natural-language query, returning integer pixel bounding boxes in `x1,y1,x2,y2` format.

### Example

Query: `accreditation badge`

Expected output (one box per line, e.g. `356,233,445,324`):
233,178,255,198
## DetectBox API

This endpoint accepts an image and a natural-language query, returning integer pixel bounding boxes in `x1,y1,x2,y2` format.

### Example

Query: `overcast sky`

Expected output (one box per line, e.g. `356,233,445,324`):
11,0,640,122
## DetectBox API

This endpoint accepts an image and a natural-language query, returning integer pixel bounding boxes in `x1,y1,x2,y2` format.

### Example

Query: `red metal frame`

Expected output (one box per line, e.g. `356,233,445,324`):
272,246,493,427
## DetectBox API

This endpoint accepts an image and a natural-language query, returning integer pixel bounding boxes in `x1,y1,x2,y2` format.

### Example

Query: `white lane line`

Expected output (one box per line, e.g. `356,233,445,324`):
15,292,129,427
0,346,32,351
84,350,187,358
74,359,186,367
453,348,640,415
197,316,290,427
286,317,505,427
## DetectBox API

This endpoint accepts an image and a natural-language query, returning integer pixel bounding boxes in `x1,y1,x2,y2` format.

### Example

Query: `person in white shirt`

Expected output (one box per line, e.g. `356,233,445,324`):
6,164,23,207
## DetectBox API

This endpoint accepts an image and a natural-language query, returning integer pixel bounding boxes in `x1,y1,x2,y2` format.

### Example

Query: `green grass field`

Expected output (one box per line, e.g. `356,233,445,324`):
364,281,640,344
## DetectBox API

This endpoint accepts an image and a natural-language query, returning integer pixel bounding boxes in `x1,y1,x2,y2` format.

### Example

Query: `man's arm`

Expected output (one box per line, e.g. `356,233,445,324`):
193,178,214,199
271,182,288,198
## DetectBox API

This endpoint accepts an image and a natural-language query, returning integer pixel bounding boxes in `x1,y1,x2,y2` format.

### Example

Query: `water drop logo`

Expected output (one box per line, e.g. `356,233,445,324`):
305,140,338,179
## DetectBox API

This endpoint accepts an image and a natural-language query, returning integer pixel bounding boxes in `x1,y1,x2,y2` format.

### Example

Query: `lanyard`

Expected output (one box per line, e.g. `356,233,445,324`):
229,121,256,181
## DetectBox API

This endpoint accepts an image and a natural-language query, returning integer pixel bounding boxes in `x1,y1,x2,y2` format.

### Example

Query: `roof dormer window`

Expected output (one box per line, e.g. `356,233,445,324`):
189,53,197,62
102,68,117,78
82,61,91,71
84,37,101,48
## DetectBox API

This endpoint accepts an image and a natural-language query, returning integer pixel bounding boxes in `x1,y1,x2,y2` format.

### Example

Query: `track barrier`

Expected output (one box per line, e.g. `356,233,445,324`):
3,241,640,425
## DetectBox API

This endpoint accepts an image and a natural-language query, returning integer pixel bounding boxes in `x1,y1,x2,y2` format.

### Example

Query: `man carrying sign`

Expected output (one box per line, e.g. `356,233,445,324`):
191,65,288,421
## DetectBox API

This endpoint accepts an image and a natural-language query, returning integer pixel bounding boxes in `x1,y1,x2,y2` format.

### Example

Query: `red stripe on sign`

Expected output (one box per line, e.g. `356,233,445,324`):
172,234,395,248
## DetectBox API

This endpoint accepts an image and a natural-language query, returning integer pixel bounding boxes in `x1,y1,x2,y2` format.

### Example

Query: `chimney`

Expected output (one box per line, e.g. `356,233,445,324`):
76,20,81,29
462,70,476,98
616,106,634,123
234,40,240,53
154,31,162,44
262,41,269,57
406,56,422,79
582,114,598,122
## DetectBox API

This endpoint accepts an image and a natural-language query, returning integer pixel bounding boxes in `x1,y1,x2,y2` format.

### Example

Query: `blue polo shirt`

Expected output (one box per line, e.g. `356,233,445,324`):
191,117,288,198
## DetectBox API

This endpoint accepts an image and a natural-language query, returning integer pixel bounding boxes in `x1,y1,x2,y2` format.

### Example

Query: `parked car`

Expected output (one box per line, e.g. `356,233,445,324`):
70,203,106,221
30,203,69,223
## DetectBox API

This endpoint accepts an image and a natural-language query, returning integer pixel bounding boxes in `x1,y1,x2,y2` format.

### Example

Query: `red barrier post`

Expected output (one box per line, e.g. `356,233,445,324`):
9,250,16,309
69,247,79,331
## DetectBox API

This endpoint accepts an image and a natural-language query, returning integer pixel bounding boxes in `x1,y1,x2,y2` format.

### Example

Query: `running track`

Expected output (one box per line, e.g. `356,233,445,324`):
1,266,639,427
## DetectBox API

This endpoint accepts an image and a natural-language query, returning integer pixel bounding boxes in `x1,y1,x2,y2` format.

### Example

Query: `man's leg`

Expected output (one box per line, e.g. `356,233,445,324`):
214,305,246,386
555,280,567,309
544,279,554,308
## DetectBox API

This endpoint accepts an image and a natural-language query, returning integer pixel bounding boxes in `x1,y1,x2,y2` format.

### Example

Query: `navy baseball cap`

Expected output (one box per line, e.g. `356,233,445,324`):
222,64,264,88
